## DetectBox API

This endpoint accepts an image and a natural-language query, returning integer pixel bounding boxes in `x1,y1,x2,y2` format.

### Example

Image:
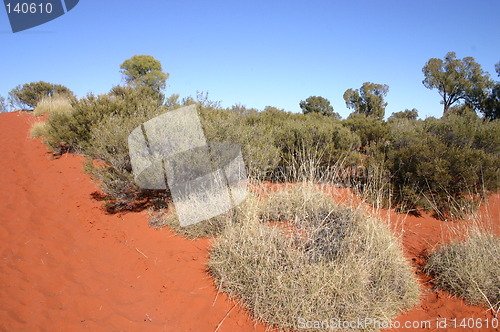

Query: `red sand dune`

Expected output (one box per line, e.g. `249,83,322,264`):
1,112,498,331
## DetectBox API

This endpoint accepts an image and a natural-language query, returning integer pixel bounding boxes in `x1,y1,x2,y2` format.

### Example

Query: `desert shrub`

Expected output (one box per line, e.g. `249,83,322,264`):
33,94,74,117
363,114,500,218
425,228,500,310
272,113,361,181
8,81,74,110
198,106,282,180
39,85,167,208
208,185,420,331
343,113,388,149
44,86,160,154
198,105,361,182
29,121,48,138
82,91,168,209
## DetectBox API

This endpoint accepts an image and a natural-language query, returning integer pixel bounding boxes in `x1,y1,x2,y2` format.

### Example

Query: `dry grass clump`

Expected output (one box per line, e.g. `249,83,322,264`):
257,184,335,223
208,184,420,331
30,121,48,138
425,227,500,311
151,194,259,239
33,94,73,117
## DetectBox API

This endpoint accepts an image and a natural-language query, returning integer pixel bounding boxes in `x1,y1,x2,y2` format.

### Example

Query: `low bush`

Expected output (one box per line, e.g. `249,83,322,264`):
41,86,167,208
425,228,500,311
208,185,420,331
8,81,74,110
363,114,500,219
199,106,361,182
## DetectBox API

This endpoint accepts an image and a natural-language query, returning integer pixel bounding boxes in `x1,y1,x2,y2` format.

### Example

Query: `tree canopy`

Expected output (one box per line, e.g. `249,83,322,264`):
120,55,168,96
299,96,339,118
343,82,389,120
389,109,419,121
8,81,74,110
422,52,492,114
481,61,500,120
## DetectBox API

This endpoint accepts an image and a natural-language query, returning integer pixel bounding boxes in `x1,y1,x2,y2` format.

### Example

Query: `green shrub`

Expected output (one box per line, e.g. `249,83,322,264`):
208,185,420,331
41,85,167,208
44,86,161,153
199,105,361,182
8,81,74,110
363,114,500,219
343,113,388,149
425,228,500,310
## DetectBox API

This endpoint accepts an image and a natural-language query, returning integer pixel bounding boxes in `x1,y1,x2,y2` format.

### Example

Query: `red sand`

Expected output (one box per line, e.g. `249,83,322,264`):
0,112,269,331
1,112,498,331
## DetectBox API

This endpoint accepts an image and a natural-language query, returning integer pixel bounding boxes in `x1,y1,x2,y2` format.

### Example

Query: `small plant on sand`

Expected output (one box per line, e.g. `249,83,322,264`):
208,184,420,331
425,227,500,312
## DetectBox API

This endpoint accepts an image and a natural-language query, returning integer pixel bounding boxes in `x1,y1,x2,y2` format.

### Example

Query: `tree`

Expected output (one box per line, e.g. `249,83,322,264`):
299,96,340,119
0,95,7,113
389,108,418,120
422,52,492,114
343,82,389,120
8,81,74,110
120,55,168,98
481,61,500,120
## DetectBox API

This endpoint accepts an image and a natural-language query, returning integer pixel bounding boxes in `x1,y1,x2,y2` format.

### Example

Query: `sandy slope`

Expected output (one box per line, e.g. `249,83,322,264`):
0,112,269,331
0,111,498,331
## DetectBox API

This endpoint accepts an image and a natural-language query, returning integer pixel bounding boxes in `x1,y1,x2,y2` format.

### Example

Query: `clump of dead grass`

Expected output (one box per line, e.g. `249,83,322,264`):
425,226,500,312
30,121,49,138
150,194,259,239
33,94,73,117
208,184,420,331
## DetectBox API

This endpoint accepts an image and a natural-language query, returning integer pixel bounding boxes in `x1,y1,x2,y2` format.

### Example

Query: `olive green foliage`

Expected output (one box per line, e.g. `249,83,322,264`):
34,54,498,219
422,52,492,114
0,95,7,113
481,61,500,120
343,113,388,149
389,108,418,121
343,82,389,120
8,81,74,110
299,95,340,119
196,103,361,182
83,97,168,209
368,112,500,219
44,86,167,208
120,55,168,102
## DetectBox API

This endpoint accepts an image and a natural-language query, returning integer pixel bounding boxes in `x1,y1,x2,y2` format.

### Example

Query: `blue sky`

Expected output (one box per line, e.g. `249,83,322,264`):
1,0,499,119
